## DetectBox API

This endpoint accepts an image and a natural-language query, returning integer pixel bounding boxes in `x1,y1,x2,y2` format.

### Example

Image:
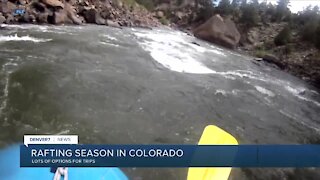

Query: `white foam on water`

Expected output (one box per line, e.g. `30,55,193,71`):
215,89,228,96
102,34,118,41
0,24,50,32
100,41,120,47
279,110,320,132
285,85,320,107
55,129,71,135
0,63,12,115
0,34,51,42
135,31,215,74
255,86,275,97
214,70,268,81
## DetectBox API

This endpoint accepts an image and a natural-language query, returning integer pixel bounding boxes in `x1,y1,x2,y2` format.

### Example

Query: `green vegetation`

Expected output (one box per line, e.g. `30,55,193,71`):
121,0,136,6
284,44,293,55
239,3,259,29
135,0,155,10
274,0,290,21
316,26,320,49
194,0,215,22
254,50,268,58
159,16,169,25
295,6,320,49
121,0,154,10
216,0,233,15
274,25,291,46
191,0,320,49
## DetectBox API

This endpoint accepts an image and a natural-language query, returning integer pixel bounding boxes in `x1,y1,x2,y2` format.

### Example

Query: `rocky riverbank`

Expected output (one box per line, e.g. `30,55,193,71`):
0,0,161,28
239,22,320,89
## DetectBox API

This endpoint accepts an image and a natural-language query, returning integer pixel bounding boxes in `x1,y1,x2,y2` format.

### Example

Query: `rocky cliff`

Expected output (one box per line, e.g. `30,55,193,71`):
0,0,161,27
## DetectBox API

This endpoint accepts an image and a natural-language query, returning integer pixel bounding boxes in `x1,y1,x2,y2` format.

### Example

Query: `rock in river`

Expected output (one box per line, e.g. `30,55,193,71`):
193,14,241,49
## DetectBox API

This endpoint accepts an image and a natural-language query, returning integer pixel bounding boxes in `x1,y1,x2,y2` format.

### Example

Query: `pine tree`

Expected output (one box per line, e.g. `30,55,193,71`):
274,25,291,46
217,0,233,15
231,0,241,7
275,0,290,21
239,3,259,30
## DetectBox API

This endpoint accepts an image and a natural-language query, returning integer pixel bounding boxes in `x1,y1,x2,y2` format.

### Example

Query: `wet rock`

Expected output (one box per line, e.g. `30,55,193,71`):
156,11,164,18
1,1,17,14
0,15,5,24
83,8,97,23
262,54,285,69
254,57,263,61
19,0,27,5
41,0,64,8
20,12,36,23
64,3,82,24
106,19,120,28
31,2,47,13
95,16,105,25
191,41,200,46
5,14,14,24
52,9,66,24
263,54,279,62
193,14,241,49
36,13,49,23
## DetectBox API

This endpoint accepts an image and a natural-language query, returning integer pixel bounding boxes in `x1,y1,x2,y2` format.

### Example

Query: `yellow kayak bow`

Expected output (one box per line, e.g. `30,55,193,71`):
187,125,238,180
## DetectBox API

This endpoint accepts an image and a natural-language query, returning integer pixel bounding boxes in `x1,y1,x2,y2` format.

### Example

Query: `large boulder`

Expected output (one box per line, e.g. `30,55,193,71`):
83,8,97,23
1,1,17,14
41,0,64,8
64,3,82,24
52,9,67,24
44,3,81,25
5,14,14,24
0,15,5,24
106,19,120,28
83,8,105,25
262,54,285,69
193,15,241,49
36,12,49,23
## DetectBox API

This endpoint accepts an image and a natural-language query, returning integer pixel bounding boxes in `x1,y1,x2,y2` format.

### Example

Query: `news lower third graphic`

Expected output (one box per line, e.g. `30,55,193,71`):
21,135,320,168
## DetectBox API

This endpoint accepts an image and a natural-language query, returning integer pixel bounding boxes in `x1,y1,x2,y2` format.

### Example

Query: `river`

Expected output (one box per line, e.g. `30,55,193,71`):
0,24,319,179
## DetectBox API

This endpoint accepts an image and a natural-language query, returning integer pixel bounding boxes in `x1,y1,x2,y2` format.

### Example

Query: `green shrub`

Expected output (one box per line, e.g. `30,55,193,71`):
274,25,291,46
194,0,215,22
239,4,259,30
159,16,169,25
121,0,136,6
284,44,293,55
316,24,320,49
301,20,318,42
254,50,267,58
216,0,233,16
135,0,155,10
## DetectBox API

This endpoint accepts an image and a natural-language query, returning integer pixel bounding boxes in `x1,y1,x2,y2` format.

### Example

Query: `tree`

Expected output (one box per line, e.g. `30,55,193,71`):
297,5,320,44
135,0,155,10
251,0,259,6
193,0,215,22
241,0,247,6
274,0,290,21
216,0,233,15
316,24,320,49
239,3,259,30
231,0,241,8
274,25,292,46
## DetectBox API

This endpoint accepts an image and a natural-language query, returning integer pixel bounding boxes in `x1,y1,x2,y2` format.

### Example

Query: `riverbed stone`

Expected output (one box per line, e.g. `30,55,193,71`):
0,15,5,24
193,14,241,49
